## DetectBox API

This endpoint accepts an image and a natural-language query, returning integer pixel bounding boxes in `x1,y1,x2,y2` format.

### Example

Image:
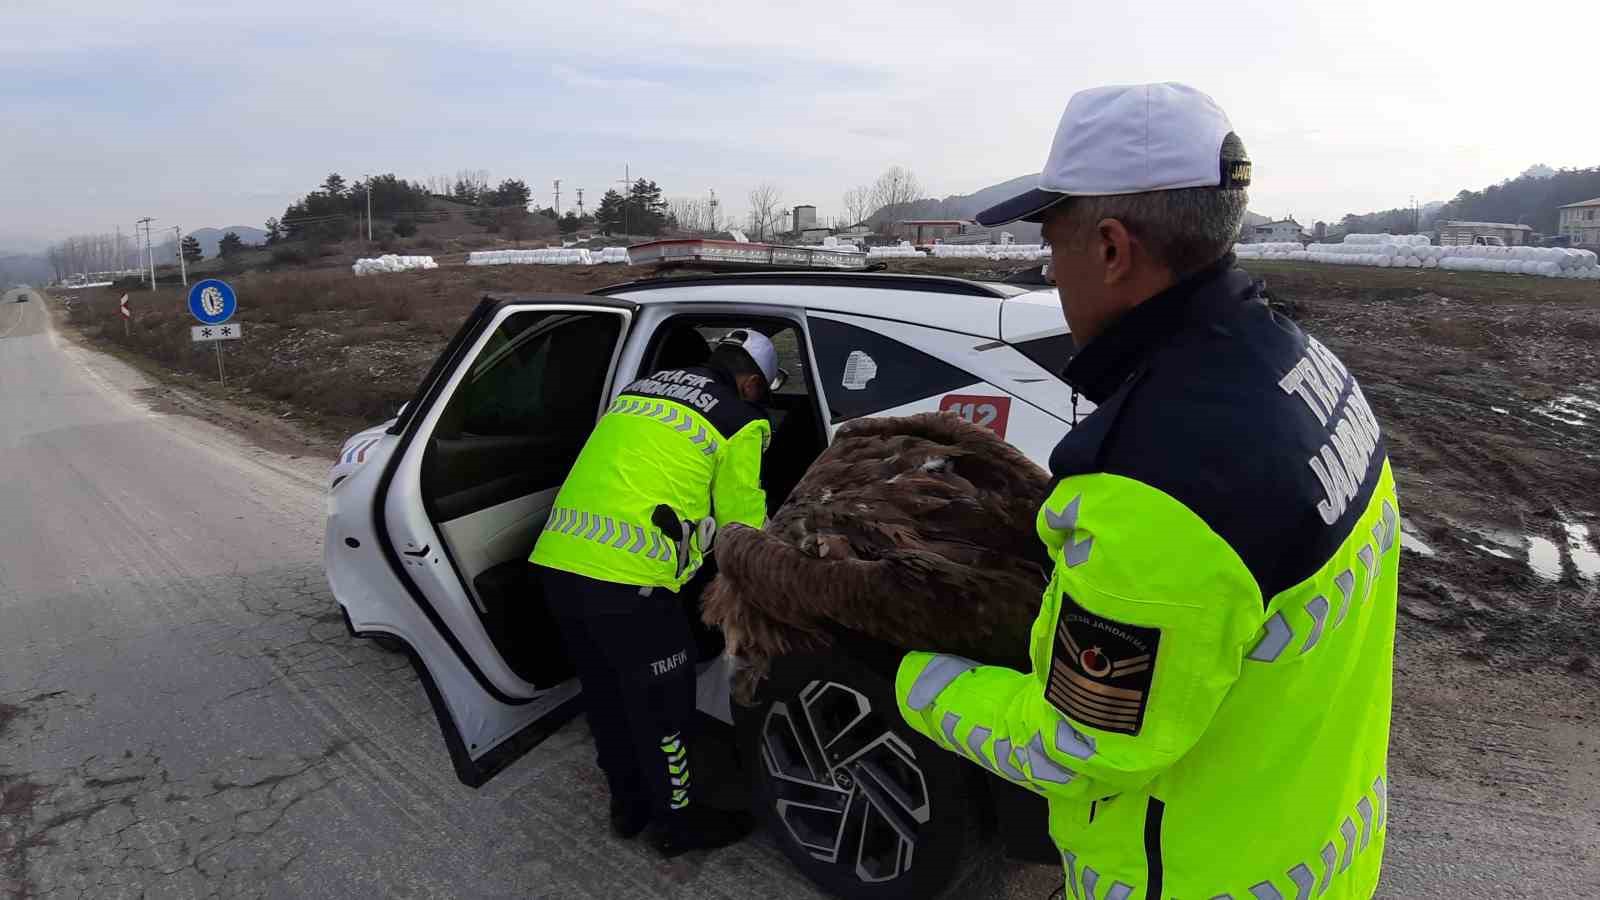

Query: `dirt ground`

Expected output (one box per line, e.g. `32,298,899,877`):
1248,261,1600,664
54,255,1600,891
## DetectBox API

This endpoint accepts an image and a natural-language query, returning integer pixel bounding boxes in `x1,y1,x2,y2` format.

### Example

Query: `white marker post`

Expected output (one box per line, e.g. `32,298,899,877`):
190,323,242,387
119,294,130,336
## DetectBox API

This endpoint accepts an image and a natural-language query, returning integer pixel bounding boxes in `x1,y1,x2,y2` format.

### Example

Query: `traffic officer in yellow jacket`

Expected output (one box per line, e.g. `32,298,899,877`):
531,330,779,856
895,83,1398,899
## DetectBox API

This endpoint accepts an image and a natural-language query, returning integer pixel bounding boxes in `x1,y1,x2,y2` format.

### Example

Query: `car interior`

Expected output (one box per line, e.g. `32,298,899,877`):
639,316,831,659
414,308,831,688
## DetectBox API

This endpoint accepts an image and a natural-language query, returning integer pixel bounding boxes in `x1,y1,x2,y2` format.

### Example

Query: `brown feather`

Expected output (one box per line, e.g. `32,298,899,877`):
700,411,1053,702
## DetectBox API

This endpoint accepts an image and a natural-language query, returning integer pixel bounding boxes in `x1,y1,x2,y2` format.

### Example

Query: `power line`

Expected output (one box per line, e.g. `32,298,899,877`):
136,217,156,291
618,165,633,236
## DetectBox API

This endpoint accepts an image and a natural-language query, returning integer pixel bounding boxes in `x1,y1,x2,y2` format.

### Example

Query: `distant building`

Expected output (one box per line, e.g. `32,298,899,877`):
1437,220,1533,246
894,219,979,245
797,227,832,244
1247,218,1310,243
792,205,818,233
838,222,872,238
1557,198,1600,245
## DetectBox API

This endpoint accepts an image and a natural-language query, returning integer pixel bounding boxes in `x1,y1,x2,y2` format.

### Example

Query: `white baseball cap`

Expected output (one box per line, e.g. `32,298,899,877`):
716,329,780,386
976,82,1251,227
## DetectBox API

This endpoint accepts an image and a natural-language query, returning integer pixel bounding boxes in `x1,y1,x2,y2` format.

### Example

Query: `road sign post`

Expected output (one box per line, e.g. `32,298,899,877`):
119,293,130,336
187,279,239,387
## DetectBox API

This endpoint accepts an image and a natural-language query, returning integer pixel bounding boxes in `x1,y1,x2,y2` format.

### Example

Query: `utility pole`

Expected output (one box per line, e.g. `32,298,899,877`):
553,179,561,217
172,225,188,286
617,165,632,237
709,189,719,233
137,217,156,291
363,174,373,241
576,188,585,220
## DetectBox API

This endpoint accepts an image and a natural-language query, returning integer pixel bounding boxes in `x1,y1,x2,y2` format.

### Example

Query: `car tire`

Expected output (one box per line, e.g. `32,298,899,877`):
735,649,988,900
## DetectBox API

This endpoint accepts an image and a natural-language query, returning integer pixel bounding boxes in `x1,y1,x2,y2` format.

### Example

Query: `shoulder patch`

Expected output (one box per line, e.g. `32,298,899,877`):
1045,594,1160,736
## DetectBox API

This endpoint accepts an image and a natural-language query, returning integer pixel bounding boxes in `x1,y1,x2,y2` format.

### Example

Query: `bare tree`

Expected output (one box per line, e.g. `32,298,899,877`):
747,184,783,241
45,232,132,281
665,197,714,233
842,185,874,228
869,166,923,233
452,169,492,203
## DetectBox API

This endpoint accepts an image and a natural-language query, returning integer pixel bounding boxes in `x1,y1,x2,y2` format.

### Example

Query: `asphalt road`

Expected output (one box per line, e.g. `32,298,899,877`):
3,293,1595,898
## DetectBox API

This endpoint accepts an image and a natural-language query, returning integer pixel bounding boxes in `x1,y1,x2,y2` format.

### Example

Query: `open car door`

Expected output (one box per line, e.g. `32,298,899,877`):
373,294,636,786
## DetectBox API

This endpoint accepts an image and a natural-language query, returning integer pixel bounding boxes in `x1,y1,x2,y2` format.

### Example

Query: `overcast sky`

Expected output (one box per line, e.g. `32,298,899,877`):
3,0,1598,249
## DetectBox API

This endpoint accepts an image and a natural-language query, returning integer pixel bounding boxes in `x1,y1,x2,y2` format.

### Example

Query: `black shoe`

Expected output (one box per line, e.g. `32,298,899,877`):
610,797,650,840
650,807,755,858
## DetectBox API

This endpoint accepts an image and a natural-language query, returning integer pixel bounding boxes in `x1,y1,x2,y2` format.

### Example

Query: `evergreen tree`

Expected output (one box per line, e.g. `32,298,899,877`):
626,179,667,235
264,218,282,245
489,179,532,209
218,232,245,257
596,189,626,235
321,173,347,198
181,235,202,262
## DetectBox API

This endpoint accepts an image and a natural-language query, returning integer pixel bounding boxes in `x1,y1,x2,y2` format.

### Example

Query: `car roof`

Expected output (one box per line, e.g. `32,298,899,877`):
592,271,1046,339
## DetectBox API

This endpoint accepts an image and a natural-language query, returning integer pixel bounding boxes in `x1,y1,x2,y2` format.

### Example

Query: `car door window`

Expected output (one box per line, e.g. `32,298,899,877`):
809,316,977,422
1013,333,1075,375
424,310,624,521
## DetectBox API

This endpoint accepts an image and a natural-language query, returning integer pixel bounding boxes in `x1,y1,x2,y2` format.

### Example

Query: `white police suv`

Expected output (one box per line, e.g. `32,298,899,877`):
323,271,1081,897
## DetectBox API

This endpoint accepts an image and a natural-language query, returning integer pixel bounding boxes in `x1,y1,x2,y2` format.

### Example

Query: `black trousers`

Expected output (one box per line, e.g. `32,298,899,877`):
536,565,697,821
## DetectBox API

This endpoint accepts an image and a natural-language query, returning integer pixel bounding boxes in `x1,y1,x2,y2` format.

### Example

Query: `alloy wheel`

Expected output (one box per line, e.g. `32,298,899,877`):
759,680,932,884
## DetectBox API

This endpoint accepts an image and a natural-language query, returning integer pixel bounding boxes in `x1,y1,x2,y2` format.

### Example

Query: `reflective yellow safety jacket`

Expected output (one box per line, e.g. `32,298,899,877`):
530,364,770,591
897,258,1398,899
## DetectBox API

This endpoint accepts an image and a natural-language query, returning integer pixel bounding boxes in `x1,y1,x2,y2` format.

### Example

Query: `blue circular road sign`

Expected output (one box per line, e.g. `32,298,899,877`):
187,279,237,325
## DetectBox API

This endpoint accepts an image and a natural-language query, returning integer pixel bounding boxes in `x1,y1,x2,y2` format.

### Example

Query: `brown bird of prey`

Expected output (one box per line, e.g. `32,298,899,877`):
702,411,1054,701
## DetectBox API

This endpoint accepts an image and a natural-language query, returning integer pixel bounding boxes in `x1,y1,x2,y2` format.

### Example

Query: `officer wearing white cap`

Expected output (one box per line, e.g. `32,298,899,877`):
894,83,1398,898
531,328,782,856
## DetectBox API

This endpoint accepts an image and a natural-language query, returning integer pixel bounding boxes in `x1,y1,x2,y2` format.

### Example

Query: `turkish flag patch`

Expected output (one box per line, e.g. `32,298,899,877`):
1045,594,1160,736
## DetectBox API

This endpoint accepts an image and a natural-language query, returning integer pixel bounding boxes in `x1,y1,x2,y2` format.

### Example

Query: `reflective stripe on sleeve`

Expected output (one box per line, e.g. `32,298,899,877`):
904,655,978,710
1024,732,1074,785
1300,595,1330,653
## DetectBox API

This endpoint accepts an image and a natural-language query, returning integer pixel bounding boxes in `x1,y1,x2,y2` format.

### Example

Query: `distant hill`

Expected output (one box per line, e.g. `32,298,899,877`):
187,227,268,258
0,253,53,285
873,175,1268,243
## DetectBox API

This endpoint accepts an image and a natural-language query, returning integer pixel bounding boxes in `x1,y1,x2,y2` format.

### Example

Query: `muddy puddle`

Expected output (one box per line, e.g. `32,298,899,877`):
1399,517,1436,558
1441,515,1600,582
1564,522,1600,580
1535,388,1600,428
